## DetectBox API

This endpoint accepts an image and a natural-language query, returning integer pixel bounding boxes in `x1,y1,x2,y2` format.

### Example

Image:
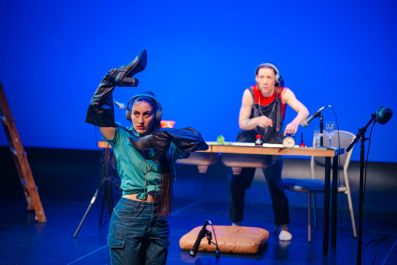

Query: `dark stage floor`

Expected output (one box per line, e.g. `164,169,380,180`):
1,198,396,265
1,148,397,265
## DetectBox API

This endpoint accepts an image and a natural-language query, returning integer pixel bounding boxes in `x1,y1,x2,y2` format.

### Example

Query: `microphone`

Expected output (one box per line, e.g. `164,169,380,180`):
189,220,210,257
346,106,393,152
301,105,331,127
375,106,393,124
114,101,126,110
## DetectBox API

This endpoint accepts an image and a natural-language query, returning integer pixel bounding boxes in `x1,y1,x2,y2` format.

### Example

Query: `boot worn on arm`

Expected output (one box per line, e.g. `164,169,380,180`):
129,130,171,161
114,49,147,87
85,70,117,127
128,130,170,152
85,49,147,126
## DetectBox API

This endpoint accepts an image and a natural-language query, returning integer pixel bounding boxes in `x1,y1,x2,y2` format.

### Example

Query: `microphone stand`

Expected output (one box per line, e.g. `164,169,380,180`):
189,220,221,258
319,114,324,146
346,114,376,265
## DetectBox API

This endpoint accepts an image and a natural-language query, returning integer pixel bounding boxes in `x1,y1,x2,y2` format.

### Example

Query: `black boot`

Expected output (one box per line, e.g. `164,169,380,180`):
129,130,170,151
85,49,147,126
114,49,147,87
128,128,208,153
129,130,170,161
85,70,117,127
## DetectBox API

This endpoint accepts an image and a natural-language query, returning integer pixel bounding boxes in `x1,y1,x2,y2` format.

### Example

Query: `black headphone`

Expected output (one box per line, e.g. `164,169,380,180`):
256,63,284,87
125,92,162,130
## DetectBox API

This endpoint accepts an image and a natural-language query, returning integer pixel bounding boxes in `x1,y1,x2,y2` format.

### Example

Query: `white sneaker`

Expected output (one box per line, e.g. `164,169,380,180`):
231,222,240,226
279,230,292,241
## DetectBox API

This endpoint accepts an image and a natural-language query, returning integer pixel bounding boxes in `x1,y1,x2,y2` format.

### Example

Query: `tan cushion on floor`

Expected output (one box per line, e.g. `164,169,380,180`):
179,225,269,255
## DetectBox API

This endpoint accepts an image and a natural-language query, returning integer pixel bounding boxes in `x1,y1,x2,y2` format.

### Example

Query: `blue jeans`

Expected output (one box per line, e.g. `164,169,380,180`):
107,197,170,265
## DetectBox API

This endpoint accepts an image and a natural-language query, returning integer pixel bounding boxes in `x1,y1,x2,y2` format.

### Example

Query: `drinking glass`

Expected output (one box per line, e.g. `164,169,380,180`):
313,130,321,147
324,121,336,147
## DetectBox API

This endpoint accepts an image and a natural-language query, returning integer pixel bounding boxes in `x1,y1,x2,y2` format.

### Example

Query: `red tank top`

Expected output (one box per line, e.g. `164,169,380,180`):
251,85,287,119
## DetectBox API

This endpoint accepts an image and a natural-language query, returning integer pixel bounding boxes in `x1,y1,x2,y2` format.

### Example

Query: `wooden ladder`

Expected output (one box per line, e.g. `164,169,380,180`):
0,82,46,222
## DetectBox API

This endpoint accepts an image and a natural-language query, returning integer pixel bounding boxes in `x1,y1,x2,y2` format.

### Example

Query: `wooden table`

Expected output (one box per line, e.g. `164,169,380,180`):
180,142,342,256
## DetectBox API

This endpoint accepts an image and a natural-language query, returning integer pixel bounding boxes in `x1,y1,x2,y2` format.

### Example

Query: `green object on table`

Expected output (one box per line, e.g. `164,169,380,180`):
217,135,225,145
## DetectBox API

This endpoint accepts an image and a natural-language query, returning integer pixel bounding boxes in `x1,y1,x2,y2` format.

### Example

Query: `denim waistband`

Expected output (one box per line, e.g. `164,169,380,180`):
118,196,160,207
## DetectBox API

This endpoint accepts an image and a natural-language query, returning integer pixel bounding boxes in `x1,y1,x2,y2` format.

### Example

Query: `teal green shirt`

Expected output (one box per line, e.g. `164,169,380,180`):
107,126,182,200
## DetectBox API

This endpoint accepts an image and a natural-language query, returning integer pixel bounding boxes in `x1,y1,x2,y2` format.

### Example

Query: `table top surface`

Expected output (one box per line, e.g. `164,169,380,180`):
200,142,341,157
98,140,342,157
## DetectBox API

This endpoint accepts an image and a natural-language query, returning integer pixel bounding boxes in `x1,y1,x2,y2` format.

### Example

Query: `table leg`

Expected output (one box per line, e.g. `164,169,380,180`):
331,155,338,247
323,157,331,256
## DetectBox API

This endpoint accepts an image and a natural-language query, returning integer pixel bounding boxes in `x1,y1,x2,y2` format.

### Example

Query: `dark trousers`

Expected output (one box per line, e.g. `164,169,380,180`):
230,157,290,225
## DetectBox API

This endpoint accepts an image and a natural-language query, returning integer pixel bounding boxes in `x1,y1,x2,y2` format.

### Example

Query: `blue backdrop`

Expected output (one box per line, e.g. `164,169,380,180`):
1,0,396,162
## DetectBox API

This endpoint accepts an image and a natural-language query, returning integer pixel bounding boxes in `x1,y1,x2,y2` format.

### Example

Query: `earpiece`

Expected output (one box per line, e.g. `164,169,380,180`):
125,92,162,129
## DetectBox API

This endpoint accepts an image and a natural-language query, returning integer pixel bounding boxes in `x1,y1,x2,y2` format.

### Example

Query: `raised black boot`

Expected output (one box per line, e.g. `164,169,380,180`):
85,49,148,126
114,49,147,87
85,70,117,127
